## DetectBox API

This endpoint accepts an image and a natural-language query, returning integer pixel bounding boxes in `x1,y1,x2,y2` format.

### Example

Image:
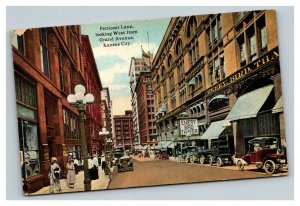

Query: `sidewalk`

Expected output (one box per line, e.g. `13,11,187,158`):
31,166,115,195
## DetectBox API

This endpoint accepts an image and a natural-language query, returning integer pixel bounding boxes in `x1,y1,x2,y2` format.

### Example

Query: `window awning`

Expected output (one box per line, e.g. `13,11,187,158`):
226,85,274,121
200,120,230,140
167,141,175,149
272,95,283,114
162,141,172,148
209,94,228,104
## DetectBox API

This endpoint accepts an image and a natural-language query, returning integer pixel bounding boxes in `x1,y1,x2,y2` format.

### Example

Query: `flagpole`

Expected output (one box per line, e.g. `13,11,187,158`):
147,31,151,69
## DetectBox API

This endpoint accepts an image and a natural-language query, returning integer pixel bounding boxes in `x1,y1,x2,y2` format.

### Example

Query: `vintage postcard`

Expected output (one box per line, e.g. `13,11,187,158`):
11,9,288,195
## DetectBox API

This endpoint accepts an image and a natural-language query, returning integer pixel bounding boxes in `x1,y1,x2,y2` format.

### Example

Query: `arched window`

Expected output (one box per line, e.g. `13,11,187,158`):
187,16,197,39
175,38,183,56
167,54,173,68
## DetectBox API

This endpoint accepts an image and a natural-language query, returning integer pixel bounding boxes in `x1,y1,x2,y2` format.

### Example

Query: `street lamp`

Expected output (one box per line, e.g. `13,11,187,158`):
99,128,110,175
67,84,94,191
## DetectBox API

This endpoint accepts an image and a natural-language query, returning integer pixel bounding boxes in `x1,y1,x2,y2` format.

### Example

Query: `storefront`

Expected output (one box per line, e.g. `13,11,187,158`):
204,47,282,156
15,73,44,192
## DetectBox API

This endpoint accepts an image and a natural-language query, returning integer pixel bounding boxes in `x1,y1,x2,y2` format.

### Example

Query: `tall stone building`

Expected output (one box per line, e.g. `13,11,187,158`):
128,54,153,145
12,26,103,193
152,10,284,156
113,110,134,150
101,87,113,142
135,71,157,145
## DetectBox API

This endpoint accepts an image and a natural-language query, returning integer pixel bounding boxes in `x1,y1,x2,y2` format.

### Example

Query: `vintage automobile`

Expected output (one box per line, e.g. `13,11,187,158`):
189,147,213,164
144,150,150,158
179,146,198,163
117,156,134,172
157,149,169,160
208,140,234,167
114,146,124,159
235,137,286,174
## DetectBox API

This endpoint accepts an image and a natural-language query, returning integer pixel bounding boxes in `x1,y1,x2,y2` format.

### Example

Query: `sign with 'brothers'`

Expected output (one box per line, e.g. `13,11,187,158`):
180,119,199,136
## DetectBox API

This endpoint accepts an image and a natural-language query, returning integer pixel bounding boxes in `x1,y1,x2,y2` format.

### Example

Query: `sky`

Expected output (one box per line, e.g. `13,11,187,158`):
81,18,170,115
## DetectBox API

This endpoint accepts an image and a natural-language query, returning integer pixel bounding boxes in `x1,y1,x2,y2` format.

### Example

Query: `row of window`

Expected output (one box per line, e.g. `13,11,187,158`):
155,14,269,114
12,28,80,94
63,108,80,140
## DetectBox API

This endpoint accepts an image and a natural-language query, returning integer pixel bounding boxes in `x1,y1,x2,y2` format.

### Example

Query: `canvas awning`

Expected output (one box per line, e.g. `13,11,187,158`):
209,94,228,104
155,143,163,150
200,120,230,140
272,95,283,114
162,141,172,148
167,142,176,149
226,85,274,121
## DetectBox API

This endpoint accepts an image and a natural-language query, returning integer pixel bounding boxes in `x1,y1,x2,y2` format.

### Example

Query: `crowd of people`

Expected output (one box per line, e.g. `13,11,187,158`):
48,154,108,194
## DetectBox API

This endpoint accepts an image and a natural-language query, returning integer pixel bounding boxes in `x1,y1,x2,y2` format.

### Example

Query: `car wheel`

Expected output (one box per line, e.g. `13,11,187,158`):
216,157,223,167
237,160,244,171
209,156,214,166
264,160,276,174
200,155,205,165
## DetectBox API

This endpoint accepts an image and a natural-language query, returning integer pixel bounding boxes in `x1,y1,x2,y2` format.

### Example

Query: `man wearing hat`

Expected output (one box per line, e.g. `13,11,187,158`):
48,157,62,193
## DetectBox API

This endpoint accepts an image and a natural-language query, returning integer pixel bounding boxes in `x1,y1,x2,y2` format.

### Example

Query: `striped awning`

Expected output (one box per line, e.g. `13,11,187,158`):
272,95,283,114
200,120,230,140
226,85,274,121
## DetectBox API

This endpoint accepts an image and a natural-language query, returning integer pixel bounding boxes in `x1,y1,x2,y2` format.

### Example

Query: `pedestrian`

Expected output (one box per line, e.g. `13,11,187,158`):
73,158,79,174
48,157,62,194
92,154,99,179
88,156,95,180
101,155,106,171
66,158,75,188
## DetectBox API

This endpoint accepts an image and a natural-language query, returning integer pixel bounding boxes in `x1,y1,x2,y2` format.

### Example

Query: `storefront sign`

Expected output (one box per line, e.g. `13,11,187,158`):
180,119,199,135
207,48,279,95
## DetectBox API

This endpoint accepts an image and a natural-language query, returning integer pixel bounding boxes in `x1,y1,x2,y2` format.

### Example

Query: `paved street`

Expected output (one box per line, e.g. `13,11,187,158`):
31,167,114,195
108,156,286,189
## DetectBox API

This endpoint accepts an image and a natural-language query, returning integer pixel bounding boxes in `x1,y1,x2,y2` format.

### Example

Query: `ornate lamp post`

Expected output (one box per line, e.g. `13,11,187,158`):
67,84,94,191
99,128,110,175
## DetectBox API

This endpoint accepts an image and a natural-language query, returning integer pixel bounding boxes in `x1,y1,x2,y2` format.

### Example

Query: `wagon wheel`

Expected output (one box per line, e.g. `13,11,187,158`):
209,156,214,166
237,160,244,171
264,160,276,174
200,155,205,165
216,157,223,167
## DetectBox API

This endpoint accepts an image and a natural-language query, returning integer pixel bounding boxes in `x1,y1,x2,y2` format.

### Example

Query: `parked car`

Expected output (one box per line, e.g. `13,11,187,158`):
114,146,124,159
157,149,169,160
117,156,134,172
179,146,197,163
234,137,286,174
144,150,150,158
190,147,213,164
208,140,234,167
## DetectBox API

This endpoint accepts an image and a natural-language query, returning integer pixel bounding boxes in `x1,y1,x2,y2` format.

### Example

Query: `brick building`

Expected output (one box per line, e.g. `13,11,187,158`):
113,110,134,150
152,10,285,156
135,72,157,145
129,55,153,145
12,26,103,193
81,35,103,155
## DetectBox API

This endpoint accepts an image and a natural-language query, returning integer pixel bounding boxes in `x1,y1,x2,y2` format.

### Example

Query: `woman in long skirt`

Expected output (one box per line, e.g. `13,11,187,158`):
66,159,75,188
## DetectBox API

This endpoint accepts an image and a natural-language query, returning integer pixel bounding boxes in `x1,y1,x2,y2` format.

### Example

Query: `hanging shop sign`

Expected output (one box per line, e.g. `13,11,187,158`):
180,119,199,136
